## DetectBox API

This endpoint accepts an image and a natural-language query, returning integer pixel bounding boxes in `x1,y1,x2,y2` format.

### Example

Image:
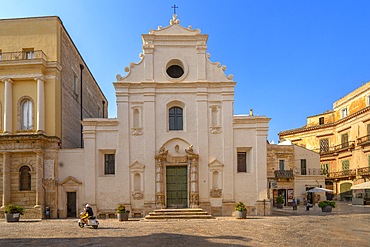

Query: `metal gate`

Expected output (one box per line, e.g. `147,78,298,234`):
166,166,188,208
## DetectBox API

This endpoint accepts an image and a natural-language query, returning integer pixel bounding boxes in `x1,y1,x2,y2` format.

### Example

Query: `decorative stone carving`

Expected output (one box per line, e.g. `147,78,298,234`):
174,144,179,153
132,191,144,200
210,189,222,198
155,194,165,208
190,193,199,206
131,127,143,136
166,154,187,163
170,14,180,25
210,126,222,134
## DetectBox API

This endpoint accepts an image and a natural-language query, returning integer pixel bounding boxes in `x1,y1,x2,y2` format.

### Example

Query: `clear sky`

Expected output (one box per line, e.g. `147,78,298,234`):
1,0,370,142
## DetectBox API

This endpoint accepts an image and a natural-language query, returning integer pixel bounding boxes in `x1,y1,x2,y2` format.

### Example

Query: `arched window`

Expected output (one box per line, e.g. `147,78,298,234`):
169,107,183,130
21,99,33,130
19,166,31,191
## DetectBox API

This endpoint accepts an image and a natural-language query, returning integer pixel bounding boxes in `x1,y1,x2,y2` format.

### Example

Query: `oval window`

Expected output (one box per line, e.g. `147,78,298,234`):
166,65,184,78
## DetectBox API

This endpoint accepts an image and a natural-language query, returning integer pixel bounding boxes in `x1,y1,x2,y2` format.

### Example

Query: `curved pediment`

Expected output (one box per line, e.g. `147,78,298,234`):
115,15,234,84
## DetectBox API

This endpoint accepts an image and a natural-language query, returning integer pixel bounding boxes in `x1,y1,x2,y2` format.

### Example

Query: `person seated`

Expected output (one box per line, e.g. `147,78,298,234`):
82,204,94,224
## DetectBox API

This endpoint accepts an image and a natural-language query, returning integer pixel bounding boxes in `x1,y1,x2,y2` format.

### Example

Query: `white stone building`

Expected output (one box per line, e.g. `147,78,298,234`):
58,15,270,218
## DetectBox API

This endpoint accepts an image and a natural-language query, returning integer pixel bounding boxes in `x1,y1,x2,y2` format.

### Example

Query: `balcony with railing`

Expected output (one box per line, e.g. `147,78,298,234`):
274,170,294,179
357,134,370,146
319,141,355,156
327,166,370,179
0,50,47,63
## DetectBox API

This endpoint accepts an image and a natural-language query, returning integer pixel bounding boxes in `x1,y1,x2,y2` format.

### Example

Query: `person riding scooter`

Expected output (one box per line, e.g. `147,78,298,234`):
81,204,94,224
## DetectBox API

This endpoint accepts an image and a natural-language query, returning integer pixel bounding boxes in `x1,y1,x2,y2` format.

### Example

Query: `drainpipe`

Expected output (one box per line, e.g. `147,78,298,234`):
80,64,84,148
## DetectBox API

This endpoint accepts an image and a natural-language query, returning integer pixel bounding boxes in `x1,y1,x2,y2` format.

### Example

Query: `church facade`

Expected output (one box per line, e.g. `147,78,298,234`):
58,15,270,218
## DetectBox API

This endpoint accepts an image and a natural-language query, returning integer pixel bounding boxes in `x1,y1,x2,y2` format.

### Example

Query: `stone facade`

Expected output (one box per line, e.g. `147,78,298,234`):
0,16,108,219
267,141,325,206
279,81,370,201
58,15,271,218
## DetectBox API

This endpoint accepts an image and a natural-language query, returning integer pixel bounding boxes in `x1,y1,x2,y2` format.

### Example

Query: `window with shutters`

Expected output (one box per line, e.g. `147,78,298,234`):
342,160,350,171
341,133,349,148
169,107,183,131
301,159,307,175
237,152,247,172
104,154,115,175
279,160,286,171
320,139,329,153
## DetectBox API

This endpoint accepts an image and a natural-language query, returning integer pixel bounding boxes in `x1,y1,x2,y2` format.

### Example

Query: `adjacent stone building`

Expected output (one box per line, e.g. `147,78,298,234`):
58,15,271,218
267,140,325,206
0,16,108,219
279,81,370,201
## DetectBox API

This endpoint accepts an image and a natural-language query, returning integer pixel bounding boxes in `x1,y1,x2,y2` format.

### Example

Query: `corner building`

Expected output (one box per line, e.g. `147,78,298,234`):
279,82,370,201
0,16,108,219
59,15,270,217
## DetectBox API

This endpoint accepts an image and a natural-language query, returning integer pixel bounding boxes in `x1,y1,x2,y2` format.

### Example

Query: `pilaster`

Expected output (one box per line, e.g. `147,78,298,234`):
1,152,11,208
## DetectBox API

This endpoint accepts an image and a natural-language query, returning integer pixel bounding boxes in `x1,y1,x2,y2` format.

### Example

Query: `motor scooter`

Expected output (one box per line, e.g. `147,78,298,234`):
78,212,99,229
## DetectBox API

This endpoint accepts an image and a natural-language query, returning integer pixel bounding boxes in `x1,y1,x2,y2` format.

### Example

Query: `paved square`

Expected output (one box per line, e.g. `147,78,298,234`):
0,202,369,246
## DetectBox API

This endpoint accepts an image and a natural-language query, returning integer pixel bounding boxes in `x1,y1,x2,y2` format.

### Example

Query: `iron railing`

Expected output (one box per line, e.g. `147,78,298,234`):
274,170,294,179
319,141,355,155
357,135,370,146
0,50,47,62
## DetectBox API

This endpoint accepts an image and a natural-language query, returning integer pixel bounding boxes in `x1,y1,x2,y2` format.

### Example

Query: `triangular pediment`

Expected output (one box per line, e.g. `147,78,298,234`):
209,159,224,168
130,160,145,170
60,176,82,185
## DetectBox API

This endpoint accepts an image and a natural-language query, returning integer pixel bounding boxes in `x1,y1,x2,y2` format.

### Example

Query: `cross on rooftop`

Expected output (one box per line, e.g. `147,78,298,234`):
172,4,178,15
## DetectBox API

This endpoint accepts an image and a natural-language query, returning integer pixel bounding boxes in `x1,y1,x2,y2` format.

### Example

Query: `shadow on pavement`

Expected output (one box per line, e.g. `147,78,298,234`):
0,233,252,247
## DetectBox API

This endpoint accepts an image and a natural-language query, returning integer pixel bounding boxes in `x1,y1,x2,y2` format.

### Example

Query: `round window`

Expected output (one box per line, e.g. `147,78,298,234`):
166,65,184,78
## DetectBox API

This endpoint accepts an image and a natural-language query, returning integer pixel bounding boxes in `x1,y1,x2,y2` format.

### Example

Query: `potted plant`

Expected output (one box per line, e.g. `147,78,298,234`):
276,195,284,209
318,200,336,212
235,202,247,219
4,204,24,222
116,204,130,221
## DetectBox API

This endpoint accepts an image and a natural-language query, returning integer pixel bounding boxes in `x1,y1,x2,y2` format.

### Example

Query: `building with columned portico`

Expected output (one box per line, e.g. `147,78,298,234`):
0,16,107,219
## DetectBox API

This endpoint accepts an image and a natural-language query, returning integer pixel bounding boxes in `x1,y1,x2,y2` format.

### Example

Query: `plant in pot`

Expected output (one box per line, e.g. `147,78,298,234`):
4,204,24,222
235,202,247,219
116,204,130,221
276,195,284,209
318,200,336,212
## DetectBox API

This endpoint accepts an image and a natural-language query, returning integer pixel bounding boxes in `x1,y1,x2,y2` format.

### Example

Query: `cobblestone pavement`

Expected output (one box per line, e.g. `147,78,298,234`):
0,202,369,247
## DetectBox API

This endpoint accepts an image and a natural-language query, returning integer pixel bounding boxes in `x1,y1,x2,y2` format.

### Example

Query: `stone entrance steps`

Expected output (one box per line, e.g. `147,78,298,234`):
144,208,214,220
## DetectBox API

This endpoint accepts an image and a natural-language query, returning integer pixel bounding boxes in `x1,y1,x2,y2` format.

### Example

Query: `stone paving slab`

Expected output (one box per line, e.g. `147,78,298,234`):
0,202,369,247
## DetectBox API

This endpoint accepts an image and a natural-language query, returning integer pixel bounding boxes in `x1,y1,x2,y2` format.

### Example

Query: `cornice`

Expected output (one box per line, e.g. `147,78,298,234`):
82,118,119,126
279,106,370,136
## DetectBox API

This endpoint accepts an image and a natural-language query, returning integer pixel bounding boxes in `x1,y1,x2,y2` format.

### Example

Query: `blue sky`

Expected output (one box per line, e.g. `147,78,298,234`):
1,0,370,142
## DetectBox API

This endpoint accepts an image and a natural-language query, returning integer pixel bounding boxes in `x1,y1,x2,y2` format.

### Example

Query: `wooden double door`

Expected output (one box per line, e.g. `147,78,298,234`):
166,166,188,208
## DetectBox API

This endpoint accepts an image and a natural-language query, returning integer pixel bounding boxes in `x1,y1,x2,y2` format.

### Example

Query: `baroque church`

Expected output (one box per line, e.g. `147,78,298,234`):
58,14,270,218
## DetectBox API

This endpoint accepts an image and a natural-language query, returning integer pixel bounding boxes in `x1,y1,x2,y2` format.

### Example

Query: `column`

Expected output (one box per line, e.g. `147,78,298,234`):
35,76,45,133
34,152,44,208
2,153,11,208
3,78,13,134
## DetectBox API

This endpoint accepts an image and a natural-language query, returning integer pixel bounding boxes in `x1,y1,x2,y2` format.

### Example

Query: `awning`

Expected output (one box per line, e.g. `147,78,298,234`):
307,187,334,193
350,181,370,190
